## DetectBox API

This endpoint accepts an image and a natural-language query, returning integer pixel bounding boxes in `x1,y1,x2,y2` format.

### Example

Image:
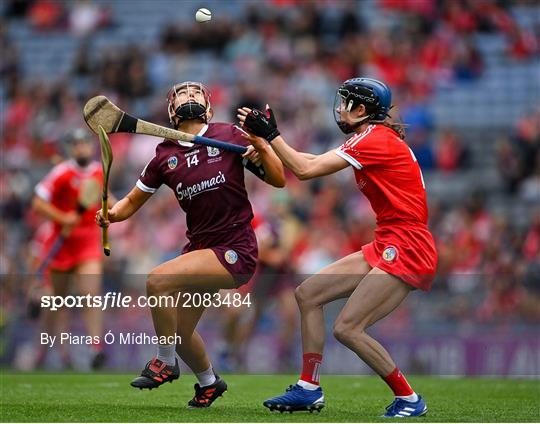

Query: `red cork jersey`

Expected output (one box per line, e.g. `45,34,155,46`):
335,124,428,226
34,159,102,236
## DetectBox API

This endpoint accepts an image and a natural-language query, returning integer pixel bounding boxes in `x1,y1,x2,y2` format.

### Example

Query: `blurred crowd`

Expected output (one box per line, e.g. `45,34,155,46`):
496,108,540,197
1,0,539,333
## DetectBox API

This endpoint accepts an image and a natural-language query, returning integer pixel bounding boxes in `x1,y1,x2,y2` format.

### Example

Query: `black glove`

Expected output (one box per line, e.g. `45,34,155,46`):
244,107,280,143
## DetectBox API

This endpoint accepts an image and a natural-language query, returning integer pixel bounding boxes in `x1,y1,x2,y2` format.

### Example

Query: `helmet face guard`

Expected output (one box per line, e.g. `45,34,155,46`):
333,78,392,134
167,81,212,126
65,128,93,145
64,128,94,167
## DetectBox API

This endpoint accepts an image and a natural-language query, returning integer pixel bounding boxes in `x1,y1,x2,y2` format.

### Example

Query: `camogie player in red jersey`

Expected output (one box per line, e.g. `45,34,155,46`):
32,128,106,369
238,78,437,418
95,82,285,407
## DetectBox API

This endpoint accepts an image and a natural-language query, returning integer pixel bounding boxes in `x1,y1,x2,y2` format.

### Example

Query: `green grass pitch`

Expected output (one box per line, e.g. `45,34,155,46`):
1,373,538,422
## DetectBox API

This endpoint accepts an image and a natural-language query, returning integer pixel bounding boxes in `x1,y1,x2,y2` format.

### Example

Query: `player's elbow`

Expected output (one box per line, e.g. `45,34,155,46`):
271,174,286,188
265,163,286,188
296,169,312,181
31,195,46,213
295,162,317,180
31,196,39,210
263,166,286,187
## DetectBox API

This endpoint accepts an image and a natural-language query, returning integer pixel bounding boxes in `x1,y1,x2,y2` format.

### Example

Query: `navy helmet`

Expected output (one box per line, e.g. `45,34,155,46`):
333,77,392,134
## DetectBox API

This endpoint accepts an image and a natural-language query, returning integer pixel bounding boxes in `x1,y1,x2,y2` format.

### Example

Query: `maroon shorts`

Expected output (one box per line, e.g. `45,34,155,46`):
182,224,258,287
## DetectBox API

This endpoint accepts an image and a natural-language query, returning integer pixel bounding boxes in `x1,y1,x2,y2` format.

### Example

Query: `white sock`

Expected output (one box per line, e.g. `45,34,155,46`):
396,392,419,402
297,379,319,391
196,366,216,387
156,344,176,366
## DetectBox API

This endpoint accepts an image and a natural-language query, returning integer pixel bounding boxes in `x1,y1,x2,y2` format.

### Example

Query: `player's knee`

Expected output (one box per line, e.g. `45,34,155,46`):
295,281,323,309
146,269,171,296
332,321,348,344
294,284,312,307
332,320,358,346
146,275,160,296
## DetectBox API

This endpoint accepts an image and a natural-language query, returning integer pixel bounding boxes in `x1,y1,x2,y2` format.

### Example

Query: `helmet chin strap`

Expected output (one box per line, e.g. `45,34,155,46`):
75,157,90,167
337,110,370,134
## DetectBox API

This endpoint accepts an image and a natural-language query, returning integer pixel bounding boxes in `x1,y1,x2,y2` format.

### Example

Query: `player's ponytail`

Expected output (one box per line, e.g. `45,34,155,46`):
373,119,407,140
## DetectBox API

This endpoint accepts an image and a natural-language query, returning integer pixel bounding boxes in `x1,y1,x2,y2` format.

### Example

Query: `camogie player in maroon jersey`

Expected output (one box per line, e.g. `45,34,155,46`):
238,78,437,418
96,82,285,408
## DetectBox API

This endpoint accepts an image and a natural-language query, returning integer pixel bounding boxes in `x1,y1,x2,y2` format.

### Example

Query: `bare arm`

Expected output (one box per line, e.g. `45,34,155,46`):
108,191,118,207
32,196,77,227
96,186,152,227
243,133,349,180
242,144,286,187
259,144,286,187
237,106,349,180
299,152,318,161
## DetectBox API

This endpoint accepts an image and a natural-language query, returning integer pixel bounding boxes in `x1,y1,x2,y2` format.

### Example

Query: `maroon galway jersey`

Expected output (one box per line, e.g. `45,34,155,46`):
137,123,256,240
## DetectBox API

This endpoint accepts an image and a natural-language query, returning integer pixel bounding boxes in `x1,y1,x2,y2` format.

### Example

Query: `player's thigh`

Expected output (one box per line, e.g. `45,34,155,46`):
50,270,73,296
296,251,372,307
149,249,236,294
75,260,102,275
334,267,412,331
74,260,103,296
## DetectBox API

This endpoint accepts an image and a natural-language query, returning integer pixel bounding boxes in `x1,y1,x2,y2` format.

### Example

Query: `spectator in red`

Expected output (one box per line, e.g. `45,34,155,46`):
443,0,477,34
28,0,64,30
507,26,539,61
477,254,524,323
523,216,540,262
435,129,469,172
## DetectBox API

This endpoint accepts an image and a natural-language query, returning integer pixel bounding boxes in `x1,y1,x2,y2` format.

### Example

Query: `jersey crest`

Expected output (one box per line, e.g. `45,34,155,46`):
207,146,220,157
382,246,398,262
168,156,178,169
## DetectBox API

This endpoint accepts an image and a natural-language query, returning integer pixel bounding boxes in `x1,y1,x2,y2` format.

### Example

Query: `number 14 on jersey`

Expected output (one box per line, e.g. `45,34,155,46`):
187,155,199,167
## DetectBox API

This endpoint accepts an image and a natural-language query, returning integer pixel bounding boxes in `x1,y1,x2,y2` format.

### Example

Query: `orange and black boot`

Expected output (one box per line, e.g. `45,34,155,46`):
188,375,227,408
130,358,180,389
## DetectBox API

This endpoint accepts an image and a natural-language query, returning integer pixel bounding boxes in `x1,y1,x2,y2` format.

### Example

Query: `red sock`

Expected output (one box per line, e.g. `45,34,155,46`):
382,367,414,396
299,353,322,385
90,340,103,353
